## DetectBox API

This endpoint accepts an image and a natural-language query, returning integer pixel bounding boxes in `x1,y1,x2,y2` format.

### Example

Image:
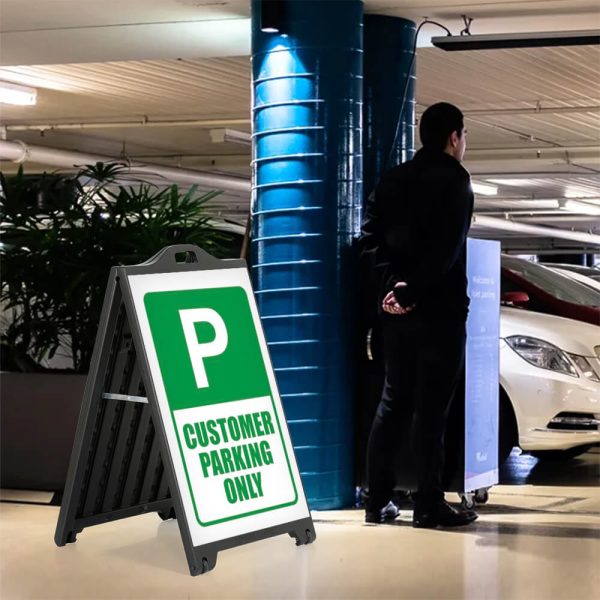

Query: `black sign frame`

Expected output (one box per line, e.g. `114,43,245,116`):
55,245,316,575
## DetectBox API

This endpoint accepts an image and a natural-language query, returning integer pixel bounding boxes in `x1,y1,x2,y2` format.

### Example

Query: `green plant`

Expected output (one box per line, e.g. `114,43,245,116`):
0,162,229,373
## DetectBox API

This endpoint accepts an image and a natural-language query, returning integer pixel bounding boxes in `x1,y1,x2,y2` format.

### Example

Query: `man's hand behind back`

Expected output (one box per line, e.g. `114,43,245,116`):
382,282,415,315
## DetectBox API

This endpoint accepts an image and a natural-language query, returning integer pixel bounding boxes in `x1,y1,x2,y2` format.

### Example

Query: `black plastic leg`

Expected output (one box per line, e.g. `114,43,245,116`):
55,528,81,546
189,551,217,576
289,523,316,546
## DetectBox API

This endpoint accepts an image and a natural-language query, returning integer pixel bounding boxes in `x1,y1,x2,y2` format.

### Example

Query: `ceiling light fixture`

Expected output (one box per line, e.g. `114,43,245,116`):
471,181,498,196
0,81,37,106
260,0,287,34
432,29,600,51
209,128,251,146
560,199,600,216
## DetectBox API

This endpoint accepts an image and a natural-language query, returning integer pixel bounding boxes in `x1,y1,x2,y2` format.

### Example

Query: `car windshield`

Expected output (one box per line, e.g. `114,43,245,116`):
554,264,600,282
557,265,600,281
502,257,600,307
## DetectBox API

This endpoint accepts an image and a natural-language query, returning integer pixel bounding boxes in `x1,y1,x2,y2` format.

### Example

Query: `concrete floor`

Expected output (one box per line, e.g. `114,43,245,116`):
1,448,599,600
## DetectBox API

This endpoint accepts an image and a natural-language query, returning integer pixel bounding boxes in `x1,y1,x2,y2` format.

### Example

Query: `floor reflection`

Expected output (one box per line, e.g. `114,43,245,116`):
472,520,600,540
500,446,600,487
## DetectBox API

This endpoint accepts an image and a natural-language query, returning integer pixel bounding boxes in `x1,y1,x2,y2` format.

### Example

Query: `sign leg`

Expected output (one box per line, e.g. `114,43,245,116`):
288,518,317,546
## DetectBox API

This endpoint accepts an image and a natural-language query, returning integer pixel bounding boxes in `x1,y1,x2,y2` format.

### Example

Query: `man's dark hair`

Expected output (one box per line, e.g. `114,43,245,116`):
419,102,464,151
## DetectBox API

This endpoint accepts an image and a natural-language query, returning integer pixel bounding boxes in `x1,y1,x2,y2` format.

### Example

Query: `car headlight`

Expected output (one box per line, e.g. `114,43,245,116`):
505,336,578,378
567,354,600,382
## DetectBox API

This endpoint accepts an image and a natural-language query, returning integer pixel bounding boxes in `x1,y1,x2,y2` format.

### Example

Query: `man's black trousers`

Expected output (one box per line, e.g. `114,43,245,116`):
366,311,466,511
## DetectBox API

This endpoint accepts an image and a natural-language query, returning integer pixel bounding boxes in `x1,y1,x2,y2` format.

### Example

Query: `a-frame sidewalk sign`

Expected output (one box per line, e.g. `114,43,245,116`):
55,245,316,575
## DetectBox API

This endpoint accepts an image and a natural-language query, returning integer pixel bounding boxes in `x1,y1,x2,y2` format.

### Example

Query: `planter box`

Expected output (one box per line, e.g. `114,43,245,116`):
1,372,86,491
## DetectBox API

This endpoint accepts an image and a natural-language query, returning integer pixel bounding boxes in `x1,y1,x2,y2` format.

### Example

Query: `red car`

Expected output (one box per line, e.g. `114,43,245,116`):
501,256,600,326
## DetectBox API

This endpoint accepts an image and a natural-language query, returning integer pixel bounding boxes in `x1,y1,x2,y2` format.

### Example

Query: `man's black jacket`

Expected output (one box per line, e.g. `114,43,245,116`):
360,147,474,318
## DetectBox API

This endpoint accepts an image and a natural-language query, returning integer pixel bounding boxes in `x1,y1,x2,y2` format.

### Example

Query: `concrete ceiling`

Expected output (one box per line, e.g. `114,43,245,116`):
1,0,599,250
2,1,599,65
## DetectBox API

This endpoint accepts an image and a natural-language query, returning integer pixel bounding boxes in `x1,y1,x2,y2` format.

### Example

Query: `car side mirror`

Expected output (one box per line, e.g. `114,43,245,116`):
501,291,530,307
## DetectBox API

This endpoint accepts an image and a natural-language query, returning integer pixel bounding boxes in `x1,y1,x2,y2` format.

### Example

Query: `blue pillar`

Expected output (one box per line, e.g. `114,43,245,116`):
353,15,416,493
251,0,363,509
363,15,416,198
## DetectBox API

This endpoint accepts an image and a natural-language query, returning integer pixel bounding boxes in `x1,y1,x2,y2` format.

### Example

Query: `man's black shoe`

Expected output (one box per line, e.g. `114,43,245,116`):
413,500,478,529
365,501,400,524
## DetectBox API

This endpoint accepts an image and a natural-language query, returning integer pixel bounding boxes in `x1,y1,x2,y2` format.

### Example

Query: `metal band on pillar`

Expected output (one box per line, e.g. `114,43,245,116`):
251,0,363,509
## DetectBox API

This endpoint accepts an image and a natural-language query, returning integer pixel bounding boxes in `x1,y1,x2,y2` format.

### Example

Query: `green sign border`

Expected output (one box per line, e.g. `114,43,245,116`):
144,287,299,527
172,396,298,527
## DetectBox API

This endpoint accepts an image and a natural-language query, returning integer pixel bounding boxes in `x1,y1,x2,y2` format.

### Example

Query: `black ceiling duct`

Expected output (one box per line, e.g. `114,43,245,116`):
432,29,600,51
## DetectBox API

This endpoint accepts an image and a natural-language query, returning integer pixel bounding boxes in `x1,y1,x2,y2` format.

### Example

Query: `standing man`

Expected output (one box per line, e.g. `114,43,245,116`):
361,102,477,527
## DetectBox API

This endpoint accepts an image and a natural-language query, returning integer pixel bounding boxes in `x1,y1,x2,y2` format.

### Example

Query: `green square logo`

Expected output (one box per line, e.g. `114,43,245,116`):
144,286,271,408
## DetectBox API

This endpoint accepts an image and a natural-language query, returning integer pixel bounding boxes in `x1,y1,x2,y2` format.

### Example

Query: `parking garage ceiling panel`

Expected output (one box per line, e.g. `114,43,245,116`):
1,0,599,246
0,57,251,121
0,1,251,31
417,45,600,118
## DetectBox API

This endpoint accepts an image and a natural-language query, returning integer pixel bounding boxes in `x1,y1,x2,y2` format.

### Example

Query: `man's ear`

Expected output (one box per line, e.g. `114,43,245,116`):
449,130,460,148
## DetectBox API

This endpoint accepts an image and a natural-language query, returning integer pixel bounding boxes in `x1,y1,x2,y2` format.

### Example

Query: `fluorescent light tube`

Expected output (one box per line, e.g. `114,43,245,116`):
486,178,536,187
472,181,498,196
565,187,596,199
560,199,600,215
0,82,37,106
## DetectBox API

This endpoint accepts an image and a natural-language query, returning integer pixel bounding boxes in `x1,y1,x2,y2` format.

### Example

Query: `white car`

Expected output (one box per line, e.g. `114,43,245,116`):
500,306,600,459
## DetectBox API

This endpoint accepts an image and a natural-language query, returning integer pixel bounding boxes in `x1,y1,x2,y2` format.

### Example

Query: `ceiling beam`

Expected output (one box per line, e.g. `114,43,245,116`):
2,117,251,132
0,139,250,194
417,104,600,117
471,215,600,246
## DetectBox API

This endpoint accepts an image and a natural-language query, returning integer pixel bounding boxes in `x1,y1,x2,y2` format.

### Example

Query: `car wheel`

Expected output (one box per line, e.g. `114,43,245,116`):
530,445,594,461
499,388,518,467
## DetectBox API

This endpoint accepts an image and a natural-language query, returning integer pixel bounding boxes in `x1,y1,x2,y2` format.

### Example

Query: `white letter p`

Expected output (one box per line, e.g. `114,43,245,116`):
179,308,228,389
